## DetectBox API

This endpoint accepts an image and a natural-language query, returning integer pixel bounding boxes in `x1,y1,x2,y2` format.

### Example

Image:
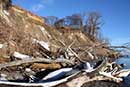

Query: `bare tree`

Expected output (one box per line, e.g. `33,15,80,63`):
44,16,58,26
69,14,83,29
54,14,83,29
85,12,102,37
90,26,109,45
54,19,65,28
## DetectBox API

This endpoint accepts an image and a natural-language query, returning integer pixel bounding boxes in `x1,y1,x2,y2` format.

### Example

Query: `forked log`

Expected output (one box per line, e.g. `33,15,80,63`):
57,38,85,63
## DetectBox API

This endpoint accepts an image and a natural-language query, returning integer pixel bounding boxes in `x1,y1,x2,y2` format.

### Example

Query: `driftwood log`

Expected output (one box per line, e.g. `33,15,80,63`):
31,63,62,69
0,57,74,70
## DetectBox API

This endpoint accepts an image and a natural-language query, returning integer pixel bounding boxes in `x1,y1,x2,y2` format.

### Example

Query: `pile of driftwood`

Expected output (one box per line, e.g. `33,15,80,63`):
0,38,130,87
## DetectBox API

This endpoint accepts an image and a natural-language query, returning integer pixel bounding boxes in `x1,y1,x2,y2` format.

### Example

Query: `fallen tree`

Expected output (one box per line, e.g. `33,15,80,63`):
0,57,74,70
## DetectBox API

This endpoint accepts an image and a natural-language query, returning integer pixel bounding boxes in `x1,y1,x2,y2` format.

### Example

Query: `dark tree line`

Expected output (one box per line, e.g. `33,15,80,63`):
44,12,105,41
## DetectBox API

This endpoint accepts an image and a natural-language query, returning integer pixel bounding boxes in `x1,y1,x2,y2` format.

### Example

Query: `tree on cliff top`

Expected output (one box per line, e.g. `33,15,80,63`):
0,0,12,10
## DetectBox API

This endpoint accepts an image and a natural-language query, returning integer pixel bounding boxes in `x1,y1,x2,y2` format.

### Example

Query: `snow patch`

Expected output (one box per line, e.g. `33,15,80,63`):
13,52,32,60
25,68,32,72
0,74,8,81
3,10,10,16
0,44,4,49
84,62,94,73
33,39,50,51
42,68,72,80
39,41,50,51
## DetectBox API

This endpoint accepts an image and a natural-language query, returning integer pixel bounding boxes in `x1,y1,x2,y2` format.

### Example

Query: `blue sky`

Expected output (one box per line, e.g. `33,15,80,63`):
13,0,130,45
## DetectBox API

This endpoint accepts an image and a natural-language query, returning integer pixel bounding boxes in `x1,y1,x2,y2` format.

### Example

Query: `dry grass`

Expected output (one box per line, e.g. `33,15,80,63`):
0,4,115,63
0,16,39,57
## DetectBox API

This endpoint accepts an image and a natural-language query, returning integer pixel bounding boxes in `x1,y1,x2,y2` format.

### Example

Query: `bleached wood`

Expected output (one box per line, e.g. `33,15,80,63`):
0,57,74,69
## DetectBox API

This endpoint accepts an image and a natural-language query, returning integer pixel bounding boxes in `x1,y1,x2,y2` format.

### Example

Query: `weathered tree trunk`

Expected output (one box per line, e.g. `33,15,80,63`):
0,57,74,70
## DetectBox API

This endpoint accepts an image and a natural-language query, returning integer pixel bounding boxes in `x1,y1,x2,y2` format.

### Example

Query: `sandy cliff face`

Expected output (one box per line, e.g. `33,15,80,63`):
0,2,100,62
0,0,119,64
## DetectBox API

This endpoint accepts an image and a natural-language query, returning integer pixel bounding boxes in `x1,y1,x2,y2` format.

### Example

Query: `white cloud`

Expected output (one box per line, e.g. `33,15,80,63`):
31,3,45,12
30,0,54,12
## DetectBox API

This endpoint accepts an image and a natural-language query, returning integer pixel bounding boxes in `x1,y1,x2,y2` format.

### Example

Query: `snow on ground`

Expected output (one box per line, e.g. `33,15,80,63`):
0,44,4,49
13,52,32,60
3,10,10,16
33,39,50,51
83,62,94,73
42,68,72,80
